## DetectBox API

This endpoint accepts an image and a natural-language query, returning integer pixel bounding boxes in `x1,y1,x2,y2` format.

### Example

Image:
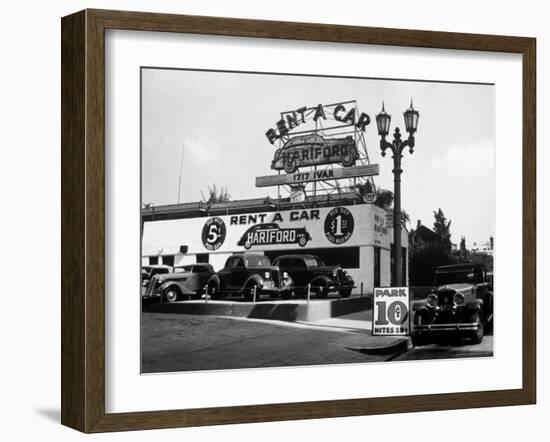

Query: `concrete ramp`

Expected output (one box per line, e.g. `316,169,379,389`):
143,295,372,322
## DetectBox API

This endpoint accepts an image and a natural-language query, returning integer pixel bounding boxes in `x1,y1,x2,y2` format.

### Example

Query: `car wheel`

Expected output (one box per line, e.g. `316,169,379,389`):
243,284,259,302
412,310,430,346
341,150,356,167
207,281,220,300
411,334,427,347
284,159,297,174
340,288,352,298
470,312,485,345
164,288,180,303
281,290,292,300
316,284,329,299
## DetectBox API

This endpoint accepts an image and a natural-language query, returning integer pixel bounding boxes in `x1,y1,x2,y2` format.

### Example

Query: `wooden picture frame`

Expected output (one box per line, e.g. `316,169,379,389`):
61,9,536,433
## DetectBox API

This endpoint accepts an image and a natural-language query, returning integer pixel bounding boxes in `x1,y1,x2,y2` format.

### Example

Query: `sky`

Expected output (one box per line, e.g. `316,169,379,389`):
142,68,494,248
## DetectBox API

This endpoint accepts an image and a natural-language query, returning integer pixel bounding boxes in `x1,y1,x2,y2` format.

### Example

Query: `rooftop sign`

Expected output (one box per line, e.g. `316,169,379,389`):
255,164,379,187
265,101,371,144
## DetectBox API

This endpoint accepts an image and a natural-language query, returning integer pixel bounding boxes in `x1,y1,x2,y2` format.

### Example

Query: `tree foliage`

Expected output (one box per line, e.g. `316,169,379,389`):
409,245,457,286
409,208,455,285
201,184,231,204
433,208,452,252
350,181,409,224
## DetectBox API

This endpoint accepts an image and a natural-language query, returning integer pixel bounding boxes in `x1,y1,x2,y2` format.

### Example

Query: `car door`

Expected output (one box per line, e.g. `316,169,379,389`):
195,265,212,290
290,258,308,289
229,256,248,290
217,257,234,290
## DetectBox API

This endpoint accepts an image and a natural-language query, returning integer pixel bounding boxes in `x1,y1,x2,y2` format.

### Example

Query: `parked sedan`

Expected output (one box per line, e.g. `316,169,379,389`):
206,253,293,301
143,263,215,302
141,264,173,295
273,254,354,298
411,263,494,346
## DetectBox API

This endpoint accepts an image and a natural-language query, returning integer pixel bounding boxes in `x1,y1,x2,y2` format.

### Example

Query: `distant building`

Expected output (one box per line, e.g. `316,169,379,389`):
470,237,494,256
409,220,443,252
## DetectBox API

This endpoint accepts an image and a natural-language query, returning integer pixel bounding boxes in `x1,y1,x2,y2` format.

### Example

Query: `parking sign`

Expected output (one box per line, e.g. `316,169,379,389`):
373,287,410,335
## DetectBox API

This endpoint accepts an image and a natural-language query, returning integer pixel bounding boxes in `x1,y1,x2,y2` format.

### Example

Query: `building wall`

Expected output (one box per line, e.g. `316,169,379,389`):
142,203,408,293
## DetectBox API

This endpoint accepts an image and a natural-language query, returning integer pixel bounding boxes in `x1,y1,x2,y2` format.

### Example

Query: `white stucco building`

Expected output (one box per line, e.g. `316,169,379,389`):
142,197,408,294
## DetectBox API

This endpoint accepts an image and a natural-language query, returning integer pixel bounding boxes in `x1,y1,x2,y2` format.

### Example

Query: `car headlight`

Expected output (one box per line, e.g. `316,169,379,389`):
426,293,438,308
282,274,293,287
264,272,271,279
453,293,465,307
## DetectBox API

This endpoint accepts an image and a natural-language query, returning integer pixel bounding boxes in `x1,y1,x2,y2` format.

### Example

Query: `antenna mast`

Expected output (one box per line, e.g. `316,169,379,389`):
177,144,184,204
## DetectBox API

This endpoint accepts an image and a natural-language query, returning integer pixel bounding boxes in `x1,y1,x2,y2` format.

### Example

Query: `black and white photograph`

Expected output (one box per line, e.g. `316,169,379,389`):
140,67,495,373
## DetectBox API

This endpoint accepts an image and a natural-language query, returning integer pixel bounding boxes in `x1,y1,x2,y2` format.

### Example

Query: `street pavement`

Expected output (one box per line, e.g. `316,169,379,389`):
141,311,403,373
141,310,493,373
393,335,493,361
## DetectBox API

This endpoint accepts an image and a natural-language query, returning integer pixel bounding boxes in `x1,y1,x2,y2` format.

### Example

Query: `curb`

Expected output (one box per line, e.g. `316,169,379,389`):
345,337,412,356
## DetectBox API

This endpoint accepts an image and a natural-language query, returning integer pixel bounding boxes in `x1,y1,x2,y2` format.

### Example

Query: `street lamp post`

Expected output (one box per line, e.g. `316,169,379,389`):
375,100,419,287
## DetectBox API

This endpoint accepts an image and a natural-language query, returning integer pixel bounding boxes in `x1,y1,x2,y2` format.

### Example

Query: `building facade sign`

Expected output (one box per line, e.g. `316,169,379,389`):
143,204,396,257
324,207,354,245
201,217,226,251
237,224,312,249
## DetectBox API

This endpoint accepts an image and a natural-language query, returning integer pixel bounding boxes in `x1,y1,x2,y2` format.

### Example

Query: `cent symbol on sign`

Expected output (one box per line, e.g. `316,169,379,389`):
201,217,226,251
324,207,354,244
372,287,410,336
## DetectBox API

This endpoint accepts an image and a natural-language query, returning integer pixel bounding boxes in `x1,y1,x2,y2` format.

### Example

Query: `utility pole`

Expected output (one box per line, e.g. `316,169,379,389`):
177,144,184,204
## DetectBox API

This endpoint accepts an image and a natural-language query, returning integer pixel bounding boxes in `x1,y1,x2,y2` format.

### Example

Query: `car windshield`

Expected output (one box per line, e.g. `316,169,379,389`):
152,268,170,275
435,270,480,285
174,266,192,273
304,257,325,267
245,255,271,267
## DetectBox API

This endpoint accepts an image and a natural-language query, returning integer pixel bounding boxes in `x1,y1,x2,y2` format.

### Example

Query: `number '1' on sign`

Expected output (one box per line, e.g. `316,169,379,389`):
372,287,410,336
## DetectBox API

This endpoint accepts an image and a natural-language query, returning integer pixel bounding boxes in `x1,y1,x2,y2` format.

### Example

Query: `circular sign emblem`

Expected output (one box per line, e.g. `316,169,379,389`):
201,217,226,251
363,192,377,204
324,207,354,244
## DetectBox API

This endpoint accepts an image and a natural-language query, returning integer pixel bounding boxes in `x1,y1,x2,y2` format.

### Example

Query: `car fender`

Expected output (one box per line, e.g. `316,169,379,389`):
242,274,264,290
463,299,484,321
308,275,332,289
411,299,427,312
413,305,437,324
464,298,483,311
159,282,195,296
207,274,221,289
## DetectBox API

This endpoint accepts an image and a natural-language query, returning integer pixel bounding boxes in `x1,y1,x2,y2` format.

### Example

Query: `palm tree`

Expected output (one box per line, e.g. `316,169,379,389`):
200,184,231,204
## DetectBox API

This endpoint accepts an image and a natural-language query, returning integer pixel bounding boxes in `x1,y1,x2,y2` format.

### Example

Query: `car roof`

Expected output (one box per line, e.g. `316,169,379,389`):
436,263,485,271
274,254,320,260
175,263,212,267
143,264,172,269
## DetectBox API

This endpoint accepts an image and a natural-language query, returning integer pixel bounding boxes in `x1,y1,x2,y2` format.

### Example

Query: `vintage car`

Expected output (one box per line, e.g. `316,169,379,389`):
237,223,311,249
141,264,173,288
272,254,355,298
143,263,215,302
206,253,294,301
411,263,494,346
271,134,359,174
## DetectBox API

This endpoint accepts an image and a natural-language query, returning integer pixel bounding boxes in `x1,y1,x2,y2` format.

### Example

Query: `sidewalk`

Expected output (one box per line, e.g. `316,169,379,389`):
299,309,411,356
300,309,373,332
